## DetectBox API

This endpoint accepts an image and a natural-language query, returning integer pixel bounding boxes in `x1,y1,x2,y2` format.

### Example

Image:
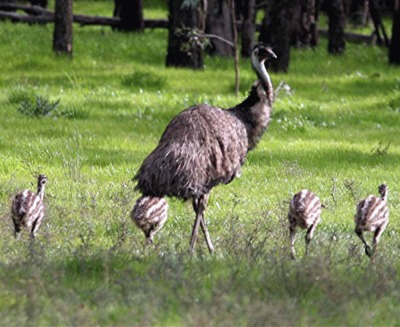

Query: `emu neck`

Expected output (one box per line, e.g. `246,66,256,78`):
252,57,274,106
37,184,45,201
229,82,272,151
227,56,275,151
381,191,388,202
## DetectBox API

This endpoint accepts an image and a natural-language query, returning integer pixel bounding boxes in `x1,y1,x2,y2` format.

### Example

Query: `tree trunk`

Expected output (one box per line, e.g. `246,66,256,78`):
287,0,318,47
259,0,290,73
369,0,390,46
166,0,204,69
113,0,143,32
389,0,400,64
237,0,256,57
53,0,73,56
30,0,47,8
325,0,346,54
206,0,234,56
229,0,240,96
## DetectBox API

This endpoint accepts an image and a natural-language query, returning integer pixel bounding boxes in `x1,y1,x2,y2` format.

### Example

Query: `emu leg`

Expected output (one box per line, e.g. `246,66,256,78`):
305,223,318,256
190,194,213,254
289,225,296,260
371,222,387,257
189,197,203,254
200,218,214,253
145,230,154,244
355,228,371,257
13,221,21,240
198,194,214,253
30,218,40,239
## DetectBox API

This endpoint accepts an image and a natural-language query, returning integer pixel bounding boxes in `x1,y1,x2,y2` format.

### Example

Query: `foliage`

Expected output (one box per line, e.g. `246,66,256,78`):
17,94,60,118
0,1,400,325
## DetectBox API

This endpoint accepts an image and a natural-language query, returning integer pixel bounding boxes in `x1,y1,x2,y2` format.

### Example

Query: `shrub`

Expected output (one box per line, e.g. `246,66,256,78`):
18,95,60,118
16,94,88,119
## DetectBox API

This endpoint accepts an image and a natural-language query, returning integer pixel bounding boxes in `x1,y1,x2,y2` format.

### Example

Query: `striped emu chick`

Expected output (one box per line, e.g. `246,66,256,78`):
131,196,168,244
11,174,48,239
354,184,389,257
288,190,322,259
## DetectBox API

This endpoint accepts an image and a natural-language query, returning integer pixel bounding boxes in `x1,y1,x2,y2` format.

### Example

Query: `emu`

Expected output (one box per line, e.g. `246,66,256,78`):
288,189,323,259
132,195,168,244
11,174,48,239
133,43,276,254
354,184,389,258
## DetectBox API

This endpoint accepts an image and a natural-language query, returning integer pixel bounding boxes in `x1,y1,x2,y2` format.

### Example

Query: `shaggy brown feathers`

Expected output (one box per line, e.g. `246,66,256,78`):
133,43,276,253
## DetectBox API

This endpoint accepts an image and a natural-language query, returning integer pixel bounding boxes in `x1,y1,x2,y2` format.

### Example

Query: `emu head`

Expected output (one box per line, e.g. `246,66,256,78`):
37,174,48,188
251,43,277,68
378,184,388,201
251,43,277,88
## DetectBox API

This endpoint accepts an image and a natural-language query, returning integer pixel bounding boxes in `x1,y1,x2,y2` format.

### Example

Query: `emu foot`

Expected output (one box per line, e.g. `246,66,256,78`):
365,245,372,257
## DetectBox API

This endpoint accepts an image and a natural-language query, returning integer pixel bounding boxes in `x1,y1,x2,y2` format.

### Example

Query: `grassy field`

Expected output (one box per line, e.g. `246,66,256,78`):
1,1,400,325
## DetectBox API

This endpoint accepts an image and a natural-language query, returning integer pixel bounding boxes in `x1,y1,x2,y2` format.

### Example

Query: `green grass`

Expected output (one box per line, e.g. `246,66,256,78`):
1,2,400,325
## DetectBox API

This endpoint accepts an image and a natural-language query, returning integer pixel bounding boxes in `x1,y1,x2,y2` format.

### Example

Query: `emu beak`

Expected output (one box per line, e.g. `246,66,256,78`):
262,47,277,60
268,49,277,60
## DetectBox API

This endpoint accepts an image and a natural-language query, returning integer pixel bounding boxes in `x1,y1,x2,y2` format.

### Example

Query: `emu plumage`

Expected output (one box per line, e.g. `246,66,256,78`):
133,43,276,253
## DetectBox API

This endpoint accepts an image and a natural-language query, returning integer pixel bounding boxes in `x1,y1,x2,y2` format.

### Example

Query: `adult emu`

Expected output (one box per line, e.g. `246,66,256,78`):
133,43,276,254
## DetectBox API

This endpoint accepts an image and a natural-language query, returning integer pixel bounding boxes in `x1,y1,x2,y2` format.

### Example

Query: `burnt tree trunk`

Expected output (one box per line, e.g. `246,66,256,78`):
113,0,143,32
229,0,240,95
53,0,73,56
389,0,400,64
369,0,390,46
206,0,234,56
324,0,346,54
237,0,256,57
166,0,204,69
287,0,318,47
30,0,47,8
259,0,290,73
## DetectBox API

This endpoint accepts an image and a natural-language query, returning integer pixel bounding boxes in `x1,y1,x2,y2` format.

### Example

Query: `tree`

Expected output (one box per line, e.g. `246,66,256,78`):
313,0,347,54
53,0,73,56
30,0,48,8
389,0,400,64
166,0,204,69
236,0,256,57
259,0,290,73
324,0,346,54
369,0,390,46
206,0,234,56
113,0,144,32
228,0,239,96
287,0,318,47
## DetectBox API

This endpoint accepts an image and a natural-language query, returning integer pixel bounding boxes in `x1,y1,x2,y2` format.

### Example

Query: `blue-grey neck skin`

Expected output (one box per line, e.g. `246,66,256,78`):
251,49,274,106
37,175,47,201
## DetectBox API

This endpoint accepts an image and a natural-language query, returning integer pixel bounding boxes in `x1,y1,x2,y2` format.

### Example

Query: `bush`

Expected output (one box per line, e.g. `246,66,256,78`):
18,95,60,118
16,94,88,119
